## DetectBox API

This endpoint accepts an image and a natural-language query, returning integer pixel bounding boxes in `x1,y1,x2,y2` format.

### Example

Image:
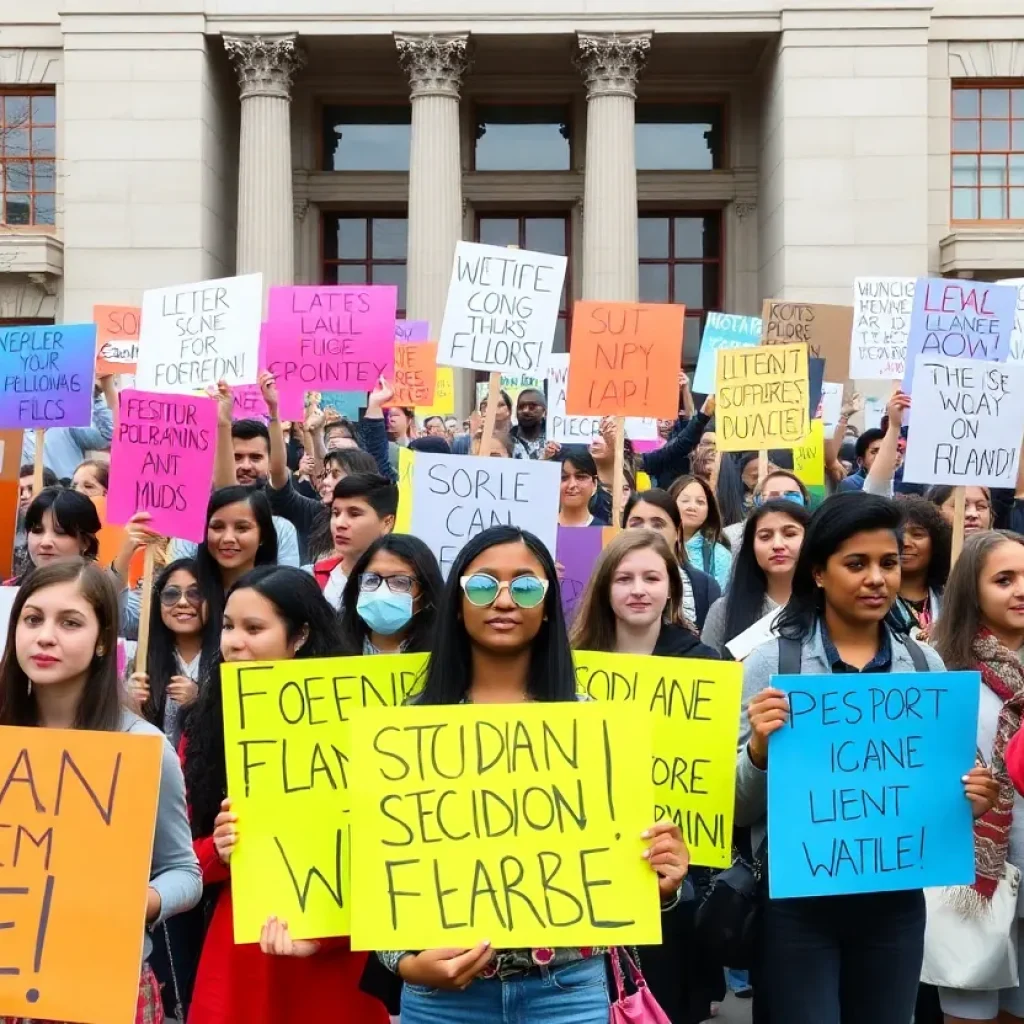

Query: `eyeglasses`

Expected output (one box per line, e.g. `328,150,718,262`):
359,572,418,594
160,585,203,608
459,573,549,609
756,491,805,508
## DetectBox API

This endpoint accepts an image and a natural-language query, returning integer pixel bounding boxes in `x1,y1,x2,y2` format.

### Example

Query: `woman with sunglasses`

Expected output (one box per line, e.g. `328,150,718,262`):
337,534,443,654
723,469,811,550
380,525,688,1024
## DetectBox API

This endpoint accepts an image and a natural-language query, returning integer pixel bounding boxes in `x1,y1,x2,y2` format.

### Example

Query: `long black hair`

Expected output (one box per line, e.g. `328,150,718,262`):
722,499,810,644
897,493,952,593
714,454,748,527
417,526,576,705
183,566,342,837
24,487,101,562
338,534,443,654
775,492,903,641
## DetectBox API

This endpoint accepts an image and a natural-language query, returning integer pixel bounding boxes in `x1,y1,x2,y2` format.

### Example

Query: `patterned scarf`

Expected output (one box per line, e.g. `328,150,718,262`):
970,628,1024,900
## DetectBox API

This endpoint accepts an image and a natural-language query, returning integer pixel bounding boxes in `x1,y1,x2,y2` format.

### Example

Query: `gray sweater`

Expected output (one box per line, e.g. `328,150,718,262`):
701,595,779,656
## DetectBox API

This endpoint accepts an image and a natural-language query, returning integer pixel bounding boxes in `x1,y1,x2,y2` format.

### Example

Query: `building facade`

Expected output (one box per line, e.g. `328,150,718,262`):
2,0,1023,409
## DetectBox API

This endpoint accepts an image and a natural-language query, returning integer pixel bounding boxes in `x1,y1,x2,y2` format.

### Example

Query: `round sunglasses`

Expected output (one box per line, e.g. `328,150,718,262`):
159,584,203,608
459,573,549,609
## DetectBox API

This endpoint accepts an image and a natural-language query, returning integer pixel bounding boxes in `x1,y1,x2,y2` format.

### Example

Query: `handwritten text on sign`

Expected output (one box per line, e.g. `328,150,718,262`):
220,654,428,943
411,453,560,578
715,344,810,452
997,278,1024,363
385,342,438,407
349,701,661,951
767,672,979,899
438,242,567,375
761,301,853,381
849,278,915,381
692,312,762,395
94,305,142,375
556,526,614,624
107,390,218,544
575,653,742,869
903,357,1024,488
0,726,163,1024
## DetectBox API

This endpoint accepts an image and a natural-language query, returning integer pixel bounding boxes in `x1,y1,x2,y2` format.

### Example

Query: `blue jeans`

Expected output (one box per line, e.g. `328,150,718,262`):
400,956,610,1024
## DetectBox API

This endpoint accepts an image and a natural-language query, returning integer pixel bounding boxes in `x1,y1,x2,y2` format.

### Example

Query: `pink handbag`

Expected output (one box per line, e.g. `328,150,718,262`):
608,948,672,1024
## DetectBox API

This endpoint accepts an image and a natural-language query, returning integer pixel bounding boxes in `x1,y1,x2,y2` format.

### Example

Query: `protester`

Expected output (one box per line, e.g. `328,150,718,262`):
837,427,885,492
0,559,202,1021
928,484,994,535
886,493,951,638
557,449,608,526
5,486,102,585
18,463,54,511
669,474,733,589
510,387,547,459
723,468,811,549
471,430,514,457
71,457,109,497
422,415,447,438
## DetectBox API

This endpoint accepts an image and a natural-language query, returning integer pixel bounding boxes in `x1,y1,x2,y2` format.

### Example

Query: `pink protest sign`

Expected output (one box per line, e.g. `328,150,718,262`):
233,383,270,420
107,389,218,544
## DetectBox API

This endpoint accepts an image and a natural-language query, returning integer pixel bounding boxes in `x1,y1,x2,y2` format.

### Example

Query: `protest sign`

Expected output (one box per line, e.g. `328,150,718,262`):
761,300,853,380
438,242,567,376
220,653,428,942
793,420,826,488
556,526,615,623
349,701,660,951
94,305,141,376
396,319,429,343
820,383,844,433
107,390,218,543
724,607,782,662
546,354,657,445
715,344,810,452
0,725,163,1024
849,278,915,381
386,342,438,408
807,357,825,420
575,653,742,868
692,312,761,395
863,395,885,431
0,324,97,430
232,384,271,420
566,302,685,419
93,499,145,588
418,367,455,416
997,278,1024,363
767,671,979,899
902,357,1024,488
411,453,559,577
902,278,1017,391
320,392,364,420
395,446,414,534
136,273,262,393
474,371,545,418
0,431,21,580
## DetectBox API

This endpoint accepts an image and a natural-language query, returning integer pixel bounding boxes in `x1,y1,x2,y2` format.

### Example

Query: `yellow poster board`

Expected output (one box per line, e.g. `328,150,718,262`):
349,701,662,951
395,446,414,534
418,366,455,417
220,653,429,943
575,653,742,869
793,419,826,488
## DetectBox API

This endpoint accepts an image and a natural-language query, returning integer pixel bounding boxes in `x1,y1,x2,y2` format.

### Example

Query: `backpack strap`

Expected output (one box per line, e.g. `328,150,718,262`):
777,636,802,675
903,636,931,672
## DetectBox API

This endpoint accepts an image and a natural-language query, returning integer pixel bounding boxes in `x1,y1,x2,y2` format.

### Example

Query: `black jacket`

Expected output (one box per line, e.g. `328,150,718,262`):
653,621,720,661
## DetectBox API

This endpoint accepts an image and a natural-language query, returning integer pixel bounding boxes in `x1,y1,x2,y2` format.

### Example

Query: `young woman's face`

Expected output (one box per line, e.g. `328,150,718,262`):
560,462,597,511
609,548,671,630
741,460,760,492
761,474,804,505
221,588,303,663
624,501,678,558
318,463,345,503
900,522,933,576
675,482,709,532
815,528,901,624
71,465,106,497
28,509,89,567
207,501,261,571
978,541,1024,640
159,569,206,638
940,486,992,534
388,408,411,436
362,549,423,614
753,511,805,577
460,541,547,655
16,580,101,688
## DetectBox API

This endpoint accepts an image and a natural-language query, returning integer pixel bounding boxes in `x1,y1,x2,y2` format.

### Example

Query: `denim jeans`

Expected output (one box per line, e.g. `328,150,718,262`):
761,889,926,1024
400,956,610,1024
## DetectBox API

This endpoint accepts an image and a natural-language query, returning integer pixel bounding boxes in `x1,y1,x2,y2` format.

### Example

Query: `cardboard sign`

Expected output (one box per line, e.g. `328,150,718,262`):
849,278,915,381
94,305,142,375
107,390,218,543
692,312,762,395
418,367,455,417
903,357,1024,488
761,300,853,381
715,344,810,452
556,525,615,623
349,701,660,951
0,324,97,430
0,726,163,1024
385,342,438,408
902,278,1017,392
575,653,743,868
410,453,560,578
136,273,263,394
793,420,826,488
220,653,428,942
767,671,980,899
996,278,1024,363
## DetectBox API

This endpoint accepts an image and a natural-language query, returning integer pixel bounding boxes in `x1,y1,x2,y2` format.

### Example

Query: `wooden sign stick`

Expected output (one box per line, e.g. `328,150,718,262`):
611,416,626,530
134,545,157,676
480,371,501,457
950,484,967,568
757,449,769,485
710,448,723,493
33,429,46,494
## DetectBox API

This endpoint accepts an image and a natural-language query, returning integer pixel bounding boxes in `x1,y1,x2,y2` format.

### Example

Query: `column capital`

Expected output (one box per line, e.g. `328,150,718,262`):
224,34,304,100
395,33,470,100
575,32,651,100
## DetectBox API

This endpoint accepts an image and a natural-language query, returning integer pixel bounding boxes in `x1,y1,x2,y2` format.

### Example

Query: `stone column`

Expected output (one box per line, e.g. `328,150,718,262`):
575,32,650,301
224,34,304,295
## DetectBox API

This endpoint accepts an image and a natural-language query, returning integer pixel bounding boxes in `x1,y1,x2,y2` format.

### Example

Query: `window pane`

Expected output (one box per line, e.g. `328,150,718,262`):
638,218,669,258
953,89,980,118
323,106,411,171
371,218,407,260
980,188,1007,219
6,162,30,192
31,96,54,124
1011,189,1024,219
982,89,1010,118
683,315,702,364
4,96,29,125
952,188,979,219
982,119,1010,151
333,265,368,285
474,105,570,171
33,193,54,225
952,155,979,186
325,218,365,261
1013,120,1024,151
6,194,29,225
30,126,55,157
674,217,716,258
524,217,566,256
952,120,980,151
371,264,407,310
638,263,670,303
981,154,1007,187
33,160,55,192
1014,90,1024,117
673,264,704,310
635,103,723,170
1011,155,1024,187
477,218,519,247
5,130,28,157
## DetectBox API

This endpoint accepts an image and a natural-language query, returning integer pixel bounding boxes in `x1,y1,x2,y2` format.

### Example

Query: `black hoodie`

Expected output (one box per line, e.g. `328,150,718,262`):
652,621,720,661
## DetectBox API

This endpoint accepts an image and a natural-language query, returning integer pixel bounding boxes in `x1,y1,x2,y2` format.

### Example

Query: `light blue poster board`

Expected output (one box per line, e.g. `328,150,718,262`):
692,312,761,395
767,670,980,899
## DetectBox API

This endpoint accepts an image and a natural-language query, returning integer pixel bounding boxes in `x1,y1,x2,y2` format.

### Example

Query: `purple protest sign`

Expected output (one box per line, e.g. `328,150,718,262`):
396,320,429,342
556,525,608,623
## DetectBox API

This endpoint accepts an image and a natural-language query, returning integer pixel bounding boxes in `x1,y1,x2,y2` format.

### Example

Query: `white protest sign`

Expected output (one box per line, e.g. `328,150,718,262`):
997,278,1024,363
136,273,263,394
819,383,844,434
849,277,915,381
903,356,1024,488
438,242,567,376
410,452,560,578
725,608,782,662
545,353,658,445
863,395,886,432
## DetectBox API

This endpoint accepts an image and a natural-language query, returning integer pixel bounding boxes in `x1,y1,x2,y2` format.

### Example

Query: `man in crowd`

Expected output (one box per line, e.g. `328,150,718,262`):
510,388,547,459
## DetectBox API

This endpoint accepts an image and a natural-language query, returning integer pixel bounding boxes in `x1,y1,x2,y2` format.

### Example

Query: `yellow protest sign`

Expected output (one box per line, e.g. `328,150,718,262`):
349,701,661,951
793,419,826,488
220,653,428,943
716,343,809,452
575,653,742,869
396,446,414,534
418,366,455,416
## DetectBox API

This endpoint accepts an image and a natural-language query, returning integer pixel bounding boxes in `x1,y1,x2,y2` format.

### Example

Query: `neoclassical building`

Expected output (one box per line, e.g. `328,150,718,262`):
2,0,1024,408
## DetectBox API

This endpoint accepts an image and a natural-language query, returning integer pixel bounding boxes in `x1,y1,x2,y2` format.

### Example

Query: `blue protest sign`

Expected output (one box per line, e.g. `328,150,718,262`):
767,670,980,899
0,323,97,429
692,312,761,395
320,391,365,420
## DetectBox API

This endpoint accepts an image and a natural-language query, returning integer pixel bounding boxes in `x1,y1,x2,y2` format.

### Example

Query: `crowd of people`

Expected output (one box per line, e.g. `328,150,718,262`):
3,364,1023,1024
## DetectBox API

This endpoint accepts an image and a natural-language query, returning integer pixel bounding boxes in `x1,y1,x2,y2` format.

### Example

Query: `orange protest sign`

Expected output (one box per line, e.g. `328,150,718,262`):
0,725,163,1024
92,496,144,587
566,301,685,419
94,305,141,375
0,430,21,580
384,342,438,407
